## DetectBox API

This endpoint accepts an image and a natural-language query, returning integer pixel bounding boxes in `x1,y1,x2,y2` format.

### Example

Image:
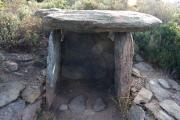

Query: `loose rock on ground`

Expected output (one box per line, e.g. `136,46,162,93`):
69,95,86,113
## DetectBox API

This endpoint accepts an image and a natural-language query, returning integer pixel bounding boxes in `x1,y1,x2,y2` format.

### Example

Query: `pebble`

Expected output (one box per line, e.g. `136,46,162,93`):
59,104,68,111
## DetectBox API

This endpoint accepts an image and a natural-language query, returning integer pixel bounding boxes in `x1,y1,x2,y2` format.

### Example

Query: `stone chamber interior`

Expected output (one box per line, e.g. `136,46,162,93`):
58,31,115,94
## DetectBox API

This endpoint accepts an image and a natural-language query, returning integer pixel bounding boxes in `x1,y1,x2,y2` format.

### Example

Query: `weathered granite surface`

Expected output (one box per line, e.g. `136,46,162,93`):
36,9,162,32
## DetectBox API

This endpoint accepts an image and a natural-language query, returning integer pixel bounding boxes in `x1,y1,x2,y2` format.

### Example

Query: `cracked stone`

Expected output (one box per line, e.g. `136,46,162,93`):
0,81,25,107
0,100,25,120
145,100,174,120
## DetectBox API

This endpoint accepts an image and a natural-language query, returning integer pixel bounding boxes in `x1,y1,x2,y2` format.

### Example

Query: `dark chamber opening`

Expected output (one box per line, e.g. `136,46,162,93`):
59,31,115,93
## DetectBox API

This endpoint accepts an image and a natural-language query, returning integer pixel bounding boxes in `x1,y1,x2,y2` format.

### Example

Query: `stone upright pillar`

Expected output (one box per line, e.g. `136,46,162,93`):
114,32,134,100
47,30,62,107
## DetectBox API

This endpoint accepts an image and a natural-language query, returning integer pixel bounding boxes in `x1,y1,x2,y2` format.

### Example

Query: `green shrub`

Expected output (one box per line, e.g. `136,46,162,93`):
17,4,33,20
137,0,178,23
71,0,127,10
0,0,42,49
134,23,180,76
18,15,42,47
38,0,68,9
0,12,20,48
72,0,105,10
0,0,4,10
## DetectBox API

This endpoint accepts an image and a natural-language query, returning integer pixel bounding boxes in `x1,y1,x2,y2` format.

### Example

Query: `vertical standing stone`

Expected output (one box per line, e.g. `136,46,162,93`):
47,30,62,107
114,32,134,100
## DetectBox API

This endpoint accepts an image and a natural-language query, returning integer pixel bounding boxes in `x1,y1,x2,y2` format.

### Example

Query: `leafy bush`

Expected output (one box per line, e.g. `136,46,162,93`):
71,0,105,10
0,12,20,48
38,0,68,9
71,0,127,10
0,0,70,50
137,0,178,23
18,15,42,47
0,0,4,10
134,23,180,76
0,0,42,50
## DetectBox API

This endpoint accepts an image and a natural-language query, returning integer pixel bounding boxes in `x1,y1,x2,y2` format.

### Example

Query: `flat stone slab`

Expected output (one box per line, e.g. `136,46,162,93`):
36,9,162,32
22,100,41,120
145,100,174,120
0,81,25,107
160,100,180,120
0,100,25,120
147,79,172,101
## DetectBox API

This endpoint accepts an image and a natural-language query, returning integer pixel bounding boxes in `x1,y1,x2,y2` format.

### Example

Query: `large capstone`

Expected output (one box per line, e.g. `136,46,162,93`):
36,9,162,32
